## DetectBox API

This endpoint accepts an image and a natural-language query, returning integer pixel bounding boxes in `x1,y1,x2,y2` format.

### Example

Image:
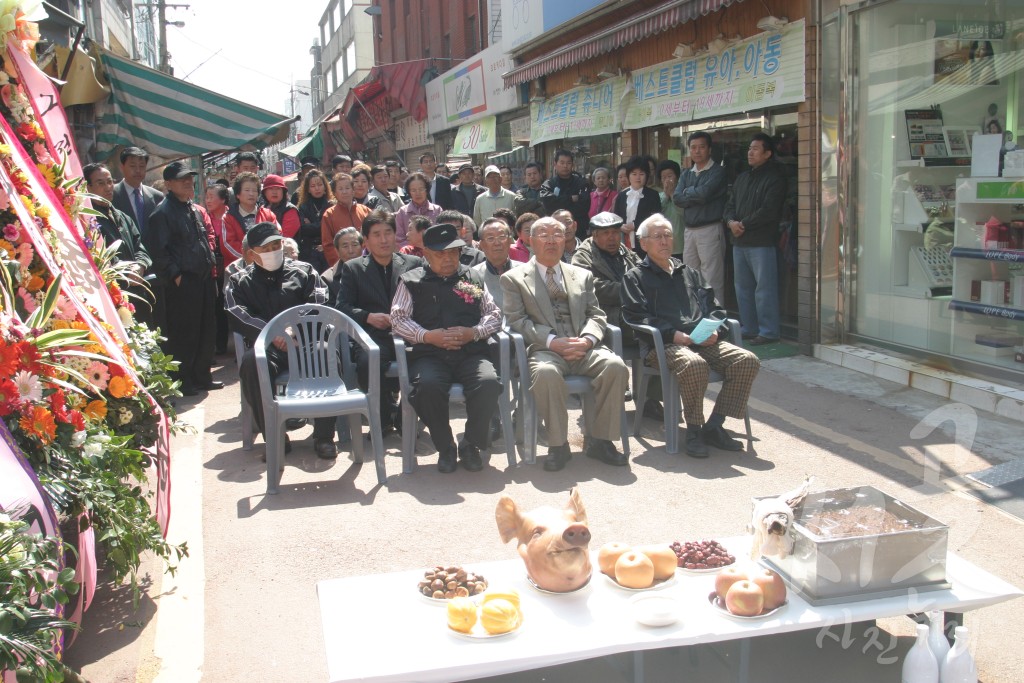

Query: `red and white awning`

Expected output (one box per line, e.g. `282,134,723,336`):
503,0,741,88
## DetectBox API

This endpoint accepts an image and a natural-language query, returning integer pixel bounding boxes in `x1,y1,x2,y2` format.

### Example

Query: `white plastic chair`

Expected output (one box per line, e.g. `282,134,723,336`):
254,305,385,494
630,319,754,454
512,324,631,465
394,332,516,473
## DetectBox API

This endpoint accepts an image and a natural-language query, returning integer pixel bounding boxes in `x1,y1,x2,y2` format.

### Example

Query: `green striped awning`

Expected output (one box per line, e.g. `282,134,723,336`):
95,50,296,161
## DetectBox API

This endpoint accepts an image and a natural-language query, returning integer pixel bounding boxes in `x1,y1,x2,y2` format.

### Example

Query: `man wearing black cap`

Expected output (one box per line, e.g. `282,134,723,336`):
227,222,338,459
451,163,485,216
145,161,222,396
391,223,502,473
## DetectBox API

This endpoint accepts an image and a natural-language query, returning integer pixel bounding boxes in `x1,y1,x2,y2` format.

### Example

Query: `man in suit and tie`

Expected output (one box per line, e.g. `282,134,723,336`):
419,152,453,210
113,146,164,240
501,217,629,472
335,209,424,433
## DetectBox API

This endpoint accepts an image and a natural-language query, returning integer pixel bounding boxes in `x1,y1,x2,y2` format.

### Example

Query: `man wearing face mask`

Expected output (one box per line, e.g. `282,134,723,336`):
227,222,338,459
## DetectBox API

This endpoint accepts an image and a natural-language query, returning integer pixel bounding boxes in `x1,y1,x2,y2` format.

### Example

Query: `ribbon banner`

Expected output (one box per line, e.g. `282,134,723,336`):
623,19,806,129
530,76,628,145
0,115,172,536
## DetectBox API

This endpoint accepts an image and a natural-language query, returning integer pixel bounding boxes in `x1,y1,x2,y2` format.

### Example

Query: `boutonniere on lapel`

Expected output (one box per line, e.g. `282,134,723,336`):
453,279,483,304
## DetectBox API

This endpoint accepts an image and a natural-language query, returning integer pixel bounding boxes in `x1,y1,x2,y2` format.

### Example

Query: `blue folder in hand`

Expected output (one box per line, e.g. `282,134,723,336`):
688,317,725,345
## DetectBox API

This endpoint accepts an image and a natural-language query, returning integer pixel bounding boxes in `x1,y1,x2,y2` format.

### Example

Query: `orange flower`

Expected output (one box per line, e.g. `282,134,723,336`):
19,405,57,444
25,274,45,292
83,399,107,420
107,375,135,398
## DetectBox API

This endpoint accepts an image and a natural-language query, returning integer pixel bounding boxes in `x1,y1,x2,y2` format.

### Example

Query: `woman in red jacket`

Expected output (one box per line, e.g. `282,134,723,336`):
220,171,277,264
262,174,301,239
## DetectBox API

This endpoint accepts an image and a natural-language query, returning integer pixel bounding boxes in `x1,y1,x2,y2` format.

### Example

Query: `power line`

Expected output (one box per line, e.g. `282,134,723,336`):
168,25,304,88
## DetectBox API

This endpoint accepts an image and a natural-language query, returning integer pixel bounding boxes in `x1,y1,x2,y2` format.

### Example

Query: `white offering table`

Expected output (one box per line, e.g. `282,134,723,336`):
317,536,1021,683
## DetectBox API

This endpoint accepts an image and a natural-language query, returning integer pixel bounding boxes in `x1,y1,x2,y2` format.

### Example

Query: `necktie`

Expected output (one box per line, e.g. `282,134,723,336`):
133,187,145,231
545,266,564,299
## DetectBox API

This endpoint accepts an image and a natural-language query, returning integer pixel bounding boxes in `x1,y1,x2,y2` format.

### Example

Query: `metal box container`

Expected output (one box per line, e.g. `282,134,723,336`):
756,485,950,605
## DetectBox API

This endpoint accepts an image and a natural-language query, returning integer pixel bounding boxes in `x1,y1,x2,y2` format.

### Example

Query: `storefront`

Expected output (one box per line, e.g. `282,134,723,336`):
823,0,1024,382
505,1,814,339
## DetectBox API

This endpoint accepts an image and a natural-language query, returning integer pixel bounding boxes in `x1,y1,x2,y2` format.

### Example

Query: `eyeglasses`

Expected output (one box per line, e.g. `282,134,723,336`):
533,232,565,242
643,232,674,242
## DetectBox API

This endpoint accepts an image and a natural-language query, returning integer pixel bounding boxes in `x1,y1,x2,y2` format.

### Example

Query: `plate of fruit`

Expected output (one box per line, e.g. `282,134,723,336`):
707,566,788,620
597,543,679,591
447,591,523,639
417,565,488,604
672,539,736,574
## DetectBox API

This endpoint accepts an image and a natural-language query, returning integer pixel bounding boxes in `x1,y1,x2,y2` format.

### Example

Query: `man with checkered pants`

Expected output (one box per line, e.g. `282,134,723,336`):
621,214,760,458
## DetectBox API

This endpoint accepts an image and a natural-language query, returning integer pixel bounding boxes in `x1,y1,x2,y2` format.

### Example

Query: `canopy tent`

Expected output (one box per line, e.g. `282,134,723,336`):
94,50,297,163
278,126,324,161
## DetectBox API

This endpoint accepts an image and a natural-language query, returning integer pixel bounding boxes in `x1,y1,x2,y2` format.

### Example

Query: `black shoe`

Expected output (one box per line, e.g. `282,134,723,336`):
199,380,224,390
643,399,665,421
437,444,458,473
748,336,779,346
741,333,758,341
543,443,572,471
458,440,483,472
489,415,502,442
314,438,338,459
702,424,744,451
285,418,308,431
624,390,633,403
584,439,628,466
685,428,709,458
180,384,198,397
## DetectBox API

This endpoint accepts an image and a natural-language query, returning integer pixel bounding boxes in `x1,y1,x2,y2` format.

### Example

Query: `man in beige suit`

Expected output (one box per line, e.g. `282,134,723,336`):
501,217,630,471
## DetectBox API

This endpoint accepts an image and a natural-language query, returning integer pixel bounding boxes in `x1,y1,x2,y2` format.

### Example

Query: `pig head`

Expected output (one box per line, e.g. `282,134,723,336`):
495,487,592,592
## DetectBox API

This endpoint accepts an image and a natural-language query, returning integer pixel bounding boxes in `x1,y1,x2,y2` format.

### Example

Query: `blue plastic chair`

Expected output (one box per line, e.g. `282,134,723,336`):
254,305,385,494
630,319,754,454
512,324,631,465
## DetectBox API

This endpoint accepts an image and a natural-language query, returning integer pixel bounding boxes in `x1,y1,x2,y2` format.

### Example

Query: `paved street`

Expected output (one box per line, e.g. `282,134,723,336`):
64,352,1024,682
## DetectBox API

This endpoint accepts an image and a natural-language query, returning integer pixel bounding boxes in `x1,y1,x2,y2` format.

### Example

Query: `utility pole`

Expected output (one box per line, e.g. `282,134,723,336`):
152,1,190,74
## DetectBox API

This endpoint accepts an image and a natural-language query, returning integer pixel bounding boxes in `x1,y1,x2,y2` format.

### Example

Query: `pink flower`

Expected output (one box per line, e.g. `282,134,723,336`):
54,295,78,321
33,143,54,166
2,224,16,241
85,361,110,391
0,184,8,211
17,289,36,313
15,243,32,267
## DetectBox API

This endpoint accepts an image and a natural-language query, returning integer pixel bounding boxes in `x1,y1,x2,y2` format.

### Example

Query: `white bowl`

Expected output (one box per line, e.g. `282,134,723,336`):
630,594,681,627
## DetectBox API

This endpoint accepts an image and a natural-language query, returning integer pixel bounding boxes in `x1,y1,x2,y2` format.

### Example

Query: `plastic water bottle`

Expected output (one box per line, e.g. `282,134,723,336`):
926,611,951,669
902,623,939,683
940,626,978,683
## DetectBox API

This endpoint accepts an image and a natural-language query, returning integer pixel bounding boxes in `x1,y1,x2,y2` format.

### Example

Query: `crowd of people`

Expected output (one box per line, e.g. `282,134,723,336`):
88,134,786,467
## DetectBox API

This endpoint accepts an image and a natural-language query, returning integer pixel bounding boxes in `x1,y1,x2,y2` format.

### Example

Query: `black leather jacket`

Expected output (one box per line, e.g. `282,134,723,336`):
144,193,216,282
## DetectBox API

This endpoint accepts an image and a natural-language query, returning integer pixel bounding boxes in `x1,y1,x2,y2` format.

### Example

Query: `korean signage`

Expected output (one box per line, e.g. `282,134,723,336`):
426,42,519,135
529,76,628,145
395,115,429,150
623,20,806,129
453,115,497,154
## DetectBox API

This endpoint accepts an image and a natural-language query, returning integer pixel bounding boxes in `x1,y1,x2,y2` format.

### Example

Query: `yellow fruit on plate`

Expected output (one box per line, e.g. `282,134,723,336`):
482,590,521,611
480,598,521,634
447,596,478,633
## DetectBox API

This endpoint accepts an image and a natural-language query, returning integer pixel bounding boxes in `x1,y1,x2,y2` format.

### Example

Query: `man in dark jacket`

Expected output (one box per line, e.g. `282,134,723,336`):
227,222,337,459
112,146,163,240
391,223,502,473
450,163,486,215
722,133,787,345
419,152,453,210
540,150,590,235
513,161,545,217
622,214,759,458
144,161,221,396
335,209,423,432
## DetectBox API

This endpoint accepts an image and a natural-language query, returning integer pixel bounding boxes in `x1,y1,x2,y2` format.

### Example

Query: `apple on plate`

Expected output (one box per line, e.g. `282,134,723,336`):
615,551,655,589
714,565,747,601
725,580,764,617
598,542,632,577
749,567,787,610
638,544,677,581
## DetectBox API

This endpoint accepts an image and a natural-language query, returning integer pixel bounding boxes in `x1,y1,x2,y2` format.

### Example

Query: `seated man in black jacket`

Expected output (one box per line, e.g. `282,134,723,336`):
227,222,338,459
621,214,760,458
391,224,502,473
335,209,423,433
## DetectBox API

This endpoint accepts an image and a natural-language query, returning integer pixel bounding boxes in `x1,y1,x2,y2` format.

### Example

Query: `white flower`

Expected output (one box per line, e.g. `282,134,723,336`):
116,407,133,425
118,306,134,326
13,370,42,402
71,430,87,447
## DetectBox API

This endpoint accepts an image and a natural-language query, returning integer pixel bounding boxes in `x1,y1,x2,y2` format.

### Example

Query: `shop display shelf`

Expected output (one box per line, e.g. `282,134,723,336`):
948,299,1024,321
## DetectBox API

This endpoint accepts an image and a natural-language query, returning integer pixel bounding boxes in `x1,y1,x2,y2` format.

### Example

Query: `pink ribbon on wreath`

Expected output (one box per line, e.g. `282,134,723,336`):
0,119,172,536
